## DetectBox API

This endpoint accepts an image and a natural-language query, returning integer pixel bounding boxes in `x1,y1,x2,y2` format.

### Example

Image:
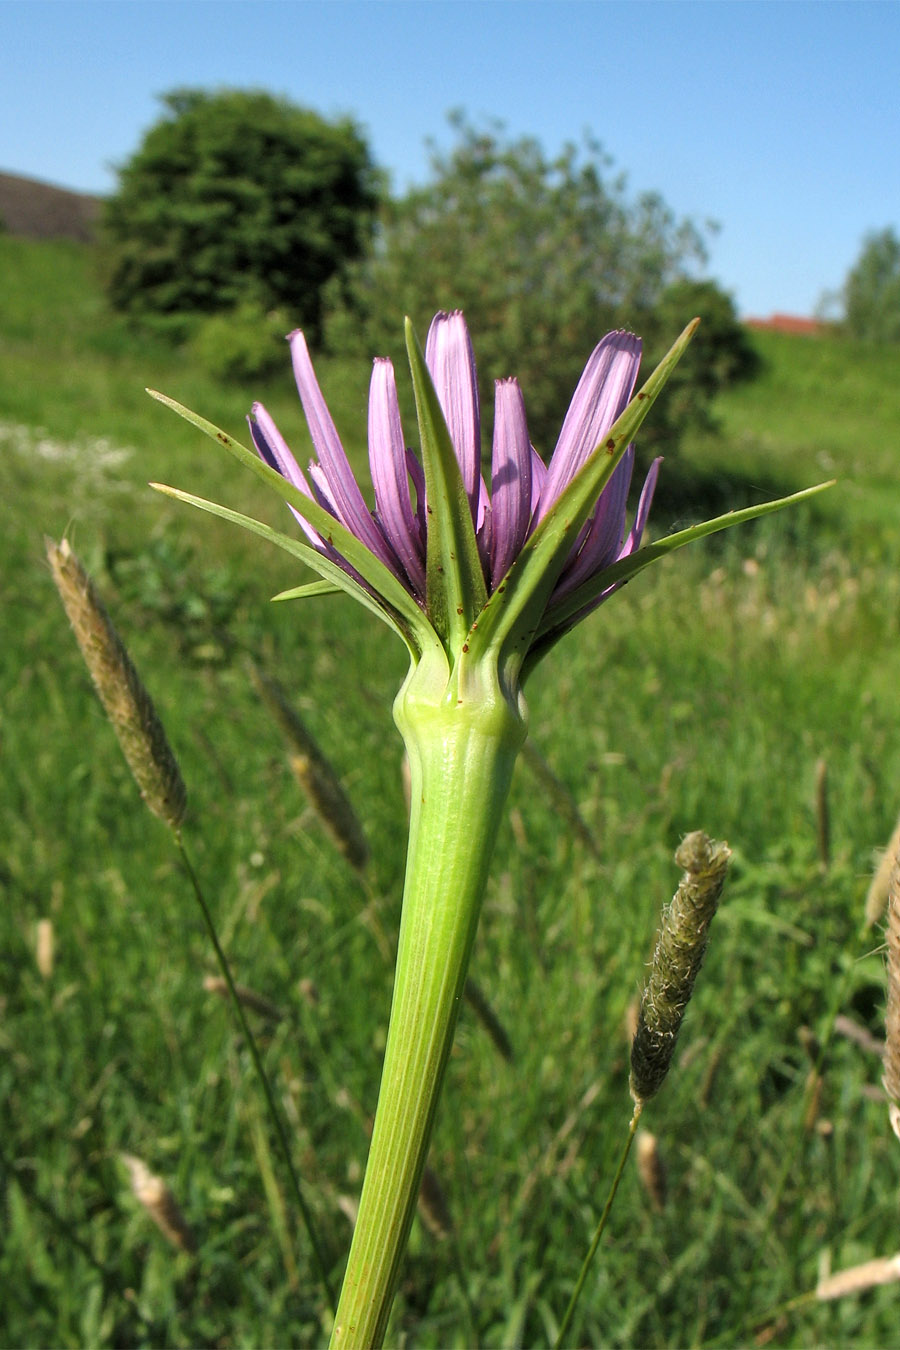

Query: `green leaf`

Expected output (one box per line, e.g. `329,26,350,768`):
525,479,836,670
271,580,342,602
404,320,488,649
466,320,700,674
151,482,425,654
146,388,434,651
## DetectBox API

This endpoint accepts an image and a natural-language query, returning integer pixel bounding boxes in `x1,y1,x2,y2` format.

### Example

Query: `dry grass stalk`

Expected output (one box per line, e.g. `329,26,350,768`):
121,1153,195,1253
630,831,732,1103
46,538,186,830
865,811,900,927
519,739,601,858
250,666,368,870
816,1253,900,1300
883,857,900,1131
35,918,54,979
833,1013,884,1057
635,1129,666,1211
417,1165,453,1240
463,978,514,1062
202,973,284,1022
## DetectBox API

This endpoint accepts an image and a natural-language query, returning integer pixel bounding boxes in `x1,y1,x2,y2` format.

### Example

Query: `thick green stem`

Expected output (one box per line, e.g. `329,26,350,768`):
330,655,527,1348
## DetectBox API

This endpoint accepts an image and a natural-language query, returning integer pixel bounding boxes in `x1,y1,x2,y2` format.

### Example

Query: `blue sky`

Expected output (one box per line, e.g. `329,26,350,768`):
2,0,898,318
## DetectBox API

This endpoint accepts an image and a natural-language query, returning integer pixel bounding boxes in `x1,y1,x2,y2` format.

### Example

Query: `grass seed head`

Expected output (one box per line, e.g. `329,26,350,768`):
35,918,54,979
250,665,369,870
121,1153,196,1253
816,1253,900,1300
417,1165,454,1241
46,538,186,830
865,808,900,928
635,1129,667,1211
202,973,284,1022
630,830,732,1103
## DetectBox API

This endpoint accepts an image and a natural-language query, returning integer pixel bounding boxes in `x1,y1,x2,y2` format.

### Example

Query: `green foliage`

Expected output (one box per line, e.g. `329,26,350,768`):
101,88,380,341
642,279,762,457
5,235,900,1347
189,298,290,384
325,117,751,457
840,227,900,342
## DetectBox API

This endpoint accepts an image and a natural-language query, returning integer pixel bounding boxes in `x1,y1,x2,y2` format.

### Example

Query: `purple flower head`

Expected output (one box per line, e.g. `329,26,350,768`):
248,311,660,635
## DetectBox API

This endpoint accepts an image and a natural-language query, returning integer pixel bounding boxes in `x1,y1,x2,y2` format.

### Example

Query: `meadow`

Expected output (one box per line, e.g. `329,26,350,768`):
2,234,900,1348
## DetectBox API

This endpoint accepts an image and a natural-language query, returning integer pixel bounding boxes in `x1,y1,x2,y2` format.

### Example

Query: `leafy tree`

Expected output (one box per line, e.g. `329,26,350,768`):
325,116,751,456
101,88,379,340
642,278,761,454
841,227,900,342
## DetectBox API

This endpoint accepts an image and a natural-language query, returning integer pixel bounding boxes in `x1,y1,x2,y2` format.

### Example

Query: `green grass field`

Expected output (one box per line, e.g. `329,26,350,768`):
3,234,900,1348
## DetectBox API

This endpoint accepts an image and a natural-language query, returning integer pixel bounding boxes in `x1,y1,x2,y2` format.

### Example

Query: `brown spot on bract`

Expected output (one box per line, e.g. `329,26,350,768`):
637,391,646,400
456,607,463,615
606,439,616,453
217,432,229,444
462,643,469,652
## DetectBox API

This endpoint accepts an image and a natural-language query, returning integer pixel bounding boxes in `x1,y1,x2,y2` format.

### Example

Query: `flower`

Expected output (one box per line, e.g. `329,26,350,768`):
248,311,660,634
151,308,824,681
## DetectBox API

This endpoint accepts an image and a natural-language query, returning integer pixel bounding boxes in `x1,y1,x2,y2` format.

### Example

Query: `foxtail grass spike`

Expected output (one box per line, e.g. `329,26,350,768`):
883,856,900,1135
630,831,732,1103
250,665,369,870
46,538,186,830
120,1153,196,1253
865,810,900,928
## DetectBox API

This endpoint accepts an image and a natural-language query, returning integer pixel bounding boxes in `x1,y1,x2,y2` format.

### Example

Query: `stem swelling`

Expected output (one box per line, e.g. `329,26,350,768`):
330,655,527,1348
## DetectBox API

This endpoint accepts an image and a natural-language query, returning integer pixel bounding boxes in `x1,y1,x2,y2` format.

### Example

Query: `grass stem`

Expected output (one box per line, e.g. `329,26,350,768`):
554,1102,643,1350
174,831,337,1313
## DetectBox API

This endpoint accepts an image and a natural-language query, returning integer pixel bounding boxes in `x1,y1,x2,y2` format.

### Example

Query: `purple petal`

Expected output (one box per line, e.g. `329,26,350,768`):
249,403,323,549
553,446,635,598
620,456,661,559
308,462,340,517
534,331,642,525
552,456,662,626
529,447,548,518
406,450,427,542
289,330,398,571
490,378,533,584
425,311,483,523
368,358,426,596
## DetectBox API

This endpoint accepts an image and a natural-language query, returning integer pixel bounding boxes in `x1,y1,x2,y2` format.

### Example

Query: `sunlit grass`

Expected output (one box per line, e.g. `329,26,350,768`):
3,236,900,1346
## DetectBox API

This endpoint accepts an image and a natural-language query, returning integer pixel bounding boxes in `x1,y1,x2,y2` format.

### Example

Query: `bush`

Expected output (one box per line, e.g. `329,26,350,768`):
189,299,289,384
101,88,379,342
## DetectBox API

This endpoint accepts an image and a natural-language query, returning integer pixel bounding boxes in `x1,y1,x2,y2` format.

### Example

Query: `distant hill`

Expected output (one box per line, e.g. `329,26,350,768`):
0,170,101,243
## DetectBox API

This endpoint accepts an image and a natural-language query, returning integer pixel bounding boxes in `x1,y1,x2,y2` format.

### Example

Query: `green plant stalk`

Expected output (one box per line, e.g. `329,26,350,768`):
330,654,527,1348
